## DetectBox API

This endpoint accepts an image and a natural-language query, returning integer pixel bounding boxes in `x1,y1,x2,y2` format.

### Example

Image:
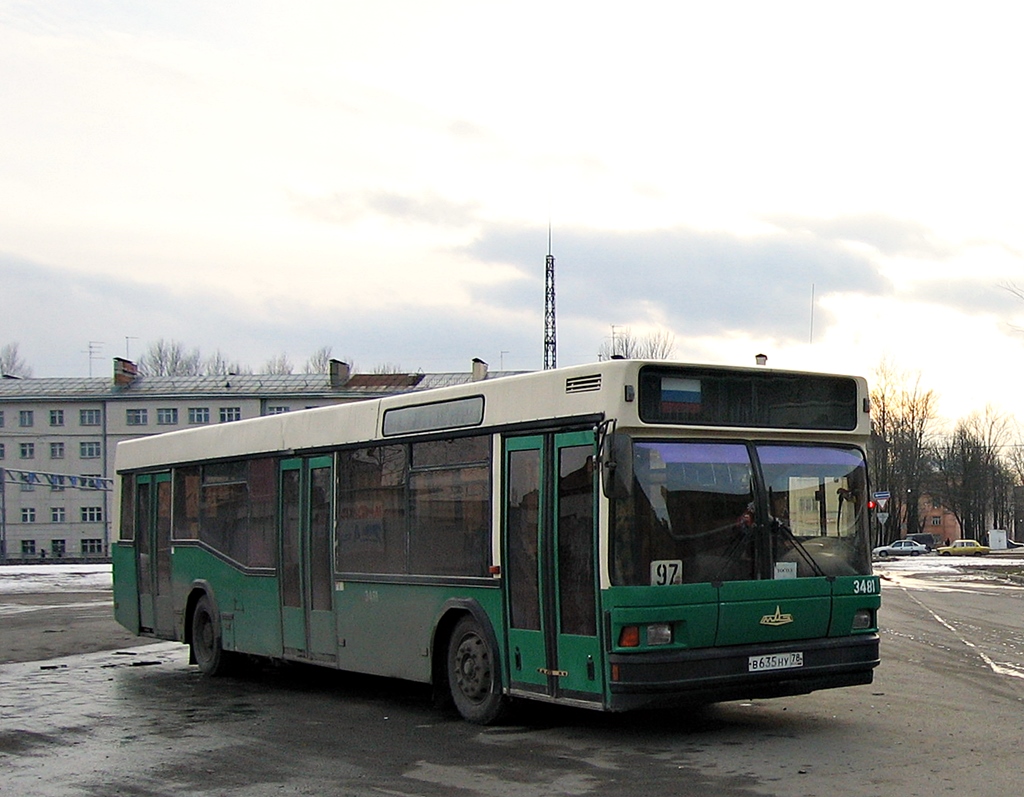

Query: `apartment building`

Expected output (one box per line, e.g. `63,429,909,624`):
918,493,962,545
0,357,500,561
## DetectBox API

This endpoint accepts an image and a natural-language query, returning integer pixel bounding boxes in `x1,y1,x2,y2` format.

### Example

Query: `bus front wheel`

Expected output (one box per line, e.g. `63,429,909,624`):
447,615,506,724
191,594,232,676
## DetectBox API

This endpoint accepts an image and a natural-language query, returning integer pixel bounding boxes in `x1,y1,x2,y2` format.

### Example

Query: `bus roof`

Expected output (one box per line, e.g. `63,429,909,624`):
114,360,869,472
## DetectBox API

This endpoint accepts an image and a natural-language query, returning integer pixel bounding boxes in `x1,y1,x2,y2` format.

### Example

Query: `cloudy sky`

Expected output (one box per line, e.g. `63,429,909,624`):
2,1,1023,425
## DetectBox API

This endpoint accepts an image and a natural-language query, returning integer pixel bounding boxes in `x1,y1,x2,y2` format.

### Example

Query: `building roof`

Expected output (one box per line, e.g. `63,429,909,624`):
0,369,524,403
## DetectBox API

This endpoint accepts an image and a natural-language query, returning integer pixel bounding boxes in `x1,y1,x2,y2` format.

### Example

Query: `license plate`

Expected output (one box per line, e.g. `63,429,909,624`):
748,651,804,672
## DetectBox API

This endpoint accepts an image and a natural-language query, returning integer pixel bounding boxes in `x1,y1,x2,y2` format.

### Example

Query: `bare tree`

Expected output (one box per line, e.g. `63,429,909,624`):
204,350,251,376
372,362,404,374
598,327,677,360
304,345,334,374
933,407,1017,538
869,359,938,545
974,407,1016,531
264,353,294,375
635,329,677,359
0,342,33,377
1003,281,1024,333
138,339,202,376
1008,424,1024,485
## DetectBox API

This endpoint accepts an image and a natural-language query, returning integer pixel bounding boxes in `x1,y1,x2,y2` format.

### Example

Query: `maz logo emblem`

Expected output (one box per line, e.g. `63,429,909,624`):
760,606,794,626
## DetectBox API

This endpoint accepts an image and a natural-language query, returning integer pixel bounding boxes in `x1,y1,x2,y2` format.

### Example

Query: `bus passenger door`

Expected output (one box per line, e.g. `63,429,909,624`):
504,432,604,703
280,456,337,663
134,472,174,637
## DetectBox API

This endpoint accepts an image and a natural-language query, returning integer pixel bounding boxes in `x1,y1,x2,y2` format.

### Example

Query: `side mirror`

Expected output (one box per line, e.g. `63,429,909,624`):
600,432,633,499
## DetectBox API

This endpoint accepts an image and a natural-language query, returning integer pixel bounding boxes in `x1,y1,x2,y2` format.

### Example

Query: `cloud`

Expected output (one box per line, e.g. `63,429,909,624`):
763,212,954,258
459,215,1024,344
911,279,1022,316
5,210,1021,381
0,252,543,375
0,253,269,373
291,189,481,228
461,221,891,343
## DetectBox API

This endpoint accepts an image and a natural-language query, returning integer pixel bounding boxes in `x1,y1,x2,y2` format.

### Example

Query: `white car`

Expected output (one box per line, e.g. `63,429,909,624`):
872,539,929,557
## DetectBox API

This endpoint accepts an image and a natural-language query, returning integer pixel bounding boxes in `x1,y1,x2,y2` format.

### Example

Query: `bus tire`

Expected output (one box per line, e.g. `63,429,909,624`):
447,615,506,724
191,594,232,676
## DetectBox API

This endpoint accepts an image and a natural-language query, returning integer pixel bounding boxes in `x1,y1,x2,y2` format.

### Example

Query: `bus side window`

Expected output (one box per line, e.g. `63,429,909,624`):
558,447,596,636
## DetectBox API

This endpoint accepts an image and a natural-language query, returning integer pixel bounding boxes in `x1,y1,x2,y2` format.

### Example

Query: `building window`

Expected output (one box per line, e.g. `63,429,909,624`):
50,409,65,426
126,408,148,426
20,442,35,459
51,507,66,523
0,443,5,459
267,405,291,415
0,410,4,427
188,407,210,425
21,540,36,556
50,442,65,459
51,539,66,558
81,539,103,555
21,508,36,523
157,408,178,425
931,516,942,526
80,409,101,426
219,406,242,423
80,441,102,459
19,410,34,427
81,506,104,523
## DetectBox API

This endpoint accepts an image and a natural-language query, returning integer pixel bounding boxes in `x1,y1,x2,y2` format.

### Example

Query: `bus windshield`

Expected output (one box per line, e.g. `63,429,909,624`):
610,440,871,586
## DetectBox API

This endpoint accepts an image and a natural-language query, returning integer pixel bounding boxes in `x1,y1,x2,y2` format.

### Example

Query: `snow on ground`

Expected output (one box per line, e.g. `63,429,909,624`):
875,553,1024,592
0,564,112,594
876,554,1024,574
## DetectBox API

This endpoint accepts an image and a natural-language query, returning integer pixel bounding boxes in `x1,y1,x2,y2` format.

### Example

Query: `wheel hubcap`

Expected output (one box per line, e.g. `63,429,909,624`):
454,634,490,701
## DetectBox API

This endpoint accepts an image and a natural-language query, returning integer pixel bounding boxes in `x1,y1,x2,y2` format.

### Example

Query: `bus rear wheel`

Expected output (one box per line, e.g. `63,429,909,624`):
191,594,233,676
447,616,506,724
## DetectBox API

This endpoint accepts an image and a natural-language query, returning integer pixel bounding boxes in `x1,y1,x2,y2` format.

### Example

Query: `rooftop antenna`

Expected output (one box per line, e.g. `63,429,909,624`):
82,341,103,377
543,223,556,370
809,283,815,344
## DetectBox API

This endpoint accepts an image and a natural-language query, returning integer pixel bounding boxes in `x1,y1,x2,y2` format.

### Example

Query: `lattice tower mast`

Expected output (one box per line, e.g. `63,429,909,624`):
543,225,556,369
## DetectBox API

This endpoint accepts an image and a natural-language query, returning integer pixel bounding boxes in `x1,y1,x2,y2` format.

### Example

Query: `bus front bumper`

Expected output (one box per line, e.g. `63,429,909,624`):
606,633,879,712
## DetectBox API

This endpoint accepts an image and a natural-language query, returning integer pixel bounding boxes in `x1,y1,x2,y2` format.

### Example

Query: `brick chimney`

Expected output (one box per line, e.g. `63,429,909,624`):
113,357,138,387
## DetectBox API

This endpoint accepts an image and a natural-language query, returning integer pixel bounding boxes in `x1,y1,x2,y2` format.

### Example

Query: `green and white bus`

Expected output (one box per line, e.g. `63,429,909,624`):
112,360,880,723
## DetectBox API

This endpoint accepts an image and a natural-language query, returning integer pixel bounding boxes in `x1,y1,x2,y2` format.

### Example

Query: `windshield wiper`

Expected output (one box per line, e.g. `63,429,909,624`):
771,518,826,578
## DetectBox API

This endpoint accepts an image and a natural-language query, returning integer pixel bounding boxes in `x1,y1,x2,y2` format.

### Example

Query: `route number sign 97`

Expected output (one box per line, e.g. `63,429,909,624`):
650,560,683,586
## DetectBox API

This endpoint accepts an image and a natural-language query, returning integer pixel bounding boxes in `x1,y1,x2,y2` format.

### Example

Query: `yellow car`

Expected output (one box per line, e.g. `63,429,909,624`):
935,539,990,556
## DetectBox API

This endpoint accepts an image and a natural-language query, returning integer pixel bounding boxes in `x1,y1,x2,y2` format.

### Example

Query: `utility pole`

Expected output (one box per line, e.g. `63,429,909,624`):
543,225,556,370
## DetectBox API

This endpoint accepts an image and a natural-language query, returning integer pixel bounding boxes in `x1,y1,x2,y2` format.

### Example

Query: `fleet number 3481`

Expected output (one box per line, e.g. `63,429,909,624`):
852,578,878,595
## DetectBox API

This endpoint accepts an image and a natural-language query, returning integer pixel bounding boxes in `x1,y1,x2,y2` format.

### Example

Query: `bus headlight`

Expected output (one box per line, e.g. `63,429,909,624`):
852,609,874,631
646,623,673,646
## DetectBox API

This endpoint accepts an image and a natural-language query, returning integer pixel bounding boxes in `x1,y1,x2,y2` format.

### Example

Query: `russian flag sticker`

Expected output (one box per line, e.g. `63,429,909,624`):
661,377,701,413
